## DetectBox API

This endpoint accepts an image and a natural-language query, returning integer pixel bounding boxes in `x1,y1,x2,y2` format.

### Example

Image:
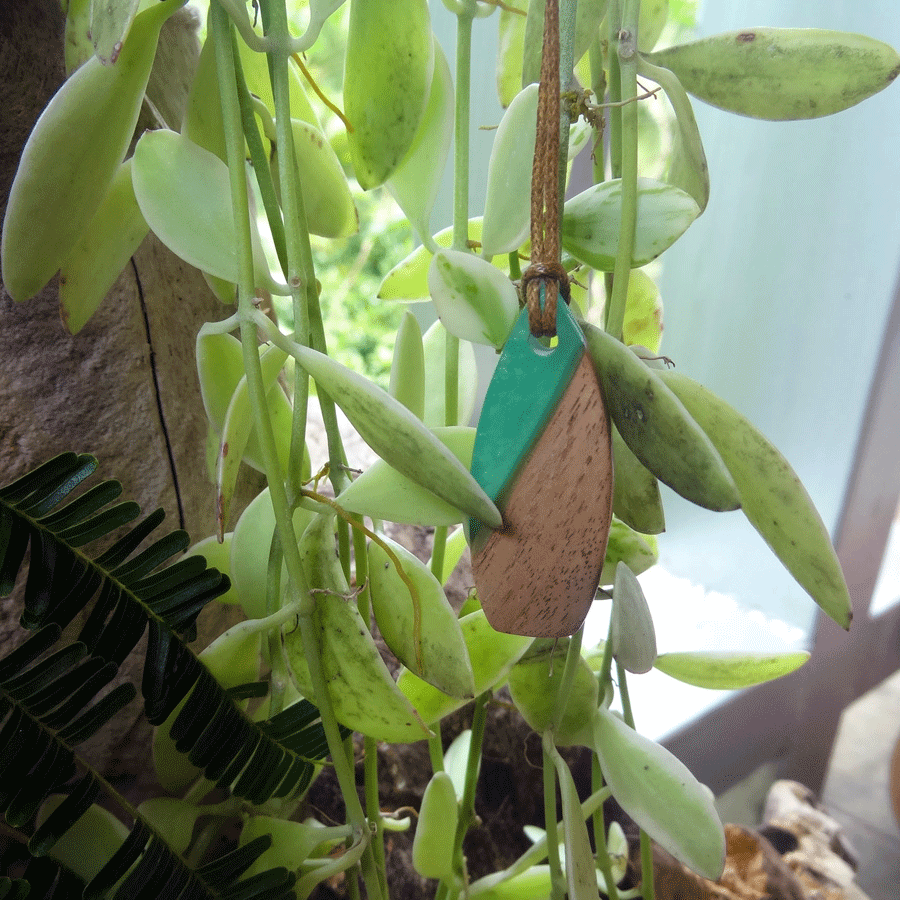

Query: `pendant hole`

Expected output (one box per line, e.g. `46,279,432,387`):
527,333,560,355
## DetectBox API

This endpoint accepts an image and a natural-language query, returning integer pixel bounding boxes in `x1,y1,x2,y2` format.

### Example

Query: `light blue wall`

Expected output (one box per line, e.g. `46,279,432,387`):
424,1,900,637
656,1,900,633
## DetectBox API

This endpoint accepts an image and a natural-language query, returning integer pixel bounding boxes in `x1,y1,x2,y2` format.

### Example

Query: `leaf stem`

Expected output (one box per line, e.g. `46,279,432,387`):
557,0,578,209
232,39,288,277
591,755,621,900
467,785,611,895
549,626,584,734
453,7,476,252
260,0,314,501
542,738,566,900
616,661,655,900
605,0,639,342
588,34,607,183
213,7,378,895
448,691,489,895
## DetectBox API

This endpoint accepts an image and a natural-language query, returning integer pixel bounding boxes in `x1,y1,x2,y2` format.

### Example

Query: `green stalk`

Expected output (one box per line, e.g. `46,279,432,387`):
351,487,387,893
445,329,460,427
468,785,611,895
591,755,621,900
214,8,378,894
616,661,655,900
448,692,490,894
265,529,288,716
589,34,607,183
428,728,446,773
232,39,288,277
261,0,313,502
557,0,578,211
452,6,476,252
438,1,477,589
606,0,623,180
549,626,584,734
605,0,639,342
542,739,565,900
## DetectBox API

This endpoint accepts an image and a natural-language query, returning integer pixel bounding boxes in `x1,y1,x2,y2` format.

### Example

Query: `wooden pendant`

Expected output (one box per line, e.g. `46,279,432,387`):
469,301,613,638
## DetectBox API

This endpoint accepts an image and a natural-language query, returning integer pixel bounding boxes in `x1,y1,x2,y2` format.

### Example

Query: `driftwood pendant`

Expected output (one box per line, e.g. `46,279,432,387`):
469,301,614,638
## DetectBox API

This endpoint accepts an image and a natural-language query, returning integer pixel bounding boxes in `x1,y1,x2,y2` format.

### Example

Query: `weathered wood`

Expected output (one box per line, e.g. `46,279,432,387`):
473,353,613,637
0,1,256,792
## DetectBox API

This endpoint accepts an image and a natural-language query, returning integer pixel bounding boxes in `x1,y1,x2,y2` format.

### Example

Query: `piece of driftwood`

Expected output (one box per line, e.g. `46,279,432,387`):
628,780,871,900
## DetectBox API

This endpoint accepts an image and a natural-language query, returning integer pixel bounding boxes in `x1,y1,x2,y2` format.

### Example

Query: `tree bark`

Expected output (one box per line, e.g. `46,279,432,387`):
0,0,253,792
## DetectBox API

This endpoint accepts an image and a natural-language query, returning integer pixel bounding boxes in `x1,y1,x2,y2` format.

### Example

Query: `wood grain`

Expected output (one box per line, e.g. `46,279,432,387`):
473,352,613,637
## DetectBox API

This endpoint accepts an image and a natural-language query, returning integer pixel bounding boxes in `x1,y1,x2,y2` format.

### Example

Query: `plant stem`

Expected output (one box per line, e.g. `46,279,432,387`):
213,7,379,896
557,0,578,210
261,0,315,502
542,739,565,900
467,785,611,895
549,626,584,734
452,7,476,252
448,691,489,895
356,515,388,893
605,0,639,342
591,755,621,900
616,661,655,900
232,43,288,277
430,526,448,581
589,34,607,183
429,728,446,773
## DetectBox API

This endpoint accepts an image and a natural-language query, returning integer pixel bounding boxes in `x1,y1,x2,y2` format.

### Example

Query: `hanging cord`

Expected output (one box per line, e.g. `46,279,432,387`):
523,0,570,338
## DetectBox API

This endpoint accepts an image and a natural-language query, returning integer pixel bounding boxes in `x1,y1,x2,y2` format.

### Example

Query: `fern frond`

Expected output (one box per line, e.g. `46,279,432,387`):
0,454,338,806
0,455,347,899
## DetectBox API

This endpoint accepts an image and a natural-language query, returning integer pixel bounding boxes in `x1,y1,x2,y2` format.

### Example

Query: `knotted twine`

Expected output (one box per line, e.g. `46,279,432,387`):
522,0,570,339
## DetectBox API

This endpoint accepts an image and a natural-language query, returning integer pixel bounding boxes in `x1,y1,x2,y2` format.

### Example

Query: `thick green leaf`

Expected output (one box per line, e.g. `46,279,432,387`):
481,83,539,257
1,0,176,301
611,427,665,535
593,706,725,879
428,250,519,348
336,427,475,525
659,369,852,629
599,519,658,586
582,323,740,512
91,0,140,64
344,0,433,189
389,310,426,419
508,642,598,746
398,610,532,724
386,38,453,238
368,536,475,698
552,749,600,900
276,118,357,239
291,345,501,527
644,28,900,120
562,178,700,271
288,514,431,743
132,129,273,287
610,563,657,674
38,797,128,883
59,158,148,334
377,219,486,301
496,1,528,108
655,651,810,689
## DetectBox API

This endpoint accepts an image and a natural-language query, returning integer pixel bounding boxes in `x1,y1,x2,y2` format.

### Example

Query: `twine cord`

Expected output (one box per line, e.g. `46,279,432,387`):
524,0,569,339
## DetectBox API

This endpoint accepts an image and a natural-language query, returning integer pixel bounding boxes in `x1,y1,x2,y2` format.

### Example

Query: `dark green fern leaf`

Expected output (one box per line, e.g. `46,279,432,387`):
0,876,31,900
1,455,344,897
